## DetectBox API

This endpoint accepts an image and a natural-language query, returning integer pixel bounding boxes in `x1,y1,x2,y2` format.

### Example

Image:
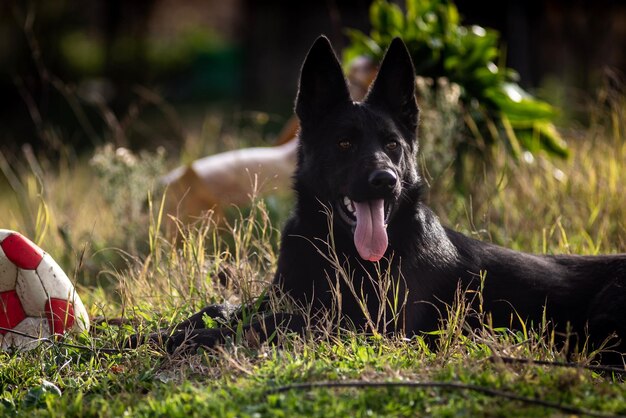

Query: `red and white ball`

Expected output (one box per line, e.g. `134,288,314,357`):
0,229,90,350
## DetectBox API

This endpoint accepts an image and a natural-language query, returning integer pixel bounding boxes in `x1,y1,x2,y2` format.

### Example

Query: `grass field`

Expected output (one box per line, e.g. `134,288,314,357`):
0,89,625,417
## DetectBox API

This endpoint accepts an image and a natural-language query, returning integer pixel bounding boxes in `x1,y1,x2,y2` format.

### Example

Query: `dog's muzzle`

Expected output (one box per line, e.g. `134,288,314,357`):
337,196,394,262
334,168,399,262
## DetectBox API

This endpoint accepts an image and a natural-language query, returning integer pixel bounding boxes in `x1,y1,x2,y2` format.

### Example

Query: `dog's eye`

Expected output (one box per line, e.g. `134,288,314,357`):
385,141,399,151
338,140,352,150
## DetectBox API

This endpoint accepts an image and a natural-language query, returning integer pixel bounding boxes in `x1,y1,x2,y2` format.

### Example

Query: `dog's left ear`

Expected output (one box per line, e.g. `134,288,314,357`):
365,38,418,135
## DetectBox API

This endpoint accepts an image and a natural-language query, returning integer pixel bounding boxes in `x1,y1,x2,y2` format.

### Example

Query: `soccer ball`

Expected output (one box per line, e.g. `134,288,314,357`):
0,229,90,350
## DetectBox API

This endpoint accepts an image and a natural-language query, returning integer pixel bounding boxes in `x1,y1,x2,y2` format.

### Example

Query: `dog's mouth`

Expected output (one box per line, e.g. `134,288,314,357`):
337,196,393,262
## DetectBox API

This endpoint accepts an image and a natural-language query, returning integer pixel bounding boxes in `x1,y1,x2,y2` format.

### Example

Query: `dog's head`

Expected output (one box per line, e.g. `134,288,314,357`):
294,36,421,262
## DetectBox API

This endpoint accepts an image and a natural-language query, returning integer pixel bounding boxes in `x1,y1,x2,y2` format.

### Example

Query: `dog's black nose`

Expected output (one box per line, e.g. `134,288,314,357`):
368,169,397,190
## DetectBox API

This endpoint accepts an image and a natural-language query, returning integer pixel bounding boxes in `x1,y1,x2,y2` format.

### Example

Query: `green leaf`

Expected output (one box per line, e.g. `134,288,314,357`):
486,84,557,121
370,0,405,35
514,122,569,158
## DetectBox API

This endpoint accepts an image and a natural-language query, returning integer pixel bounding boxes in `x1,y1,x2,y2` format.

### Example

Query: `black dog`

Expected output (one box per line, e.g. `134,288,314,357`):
141,37,626,361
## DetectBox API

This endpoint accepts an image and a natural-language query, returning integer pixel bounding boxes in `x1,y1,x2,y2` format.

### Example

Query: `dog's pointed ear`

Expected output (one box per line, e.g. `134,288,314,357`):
295,36,351,127
365,38,418,134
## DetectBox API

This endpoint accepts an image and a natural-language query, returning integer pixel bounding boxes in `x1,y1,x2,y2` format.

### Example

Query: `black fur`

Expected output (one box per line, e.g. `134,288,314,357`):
137,37,626,362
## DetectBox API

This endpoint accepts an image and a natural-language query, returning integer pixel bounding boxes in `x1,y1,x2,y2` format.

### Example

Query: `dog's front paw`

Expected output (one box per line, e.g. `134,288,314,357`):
124,330,171,349
164,328,226,353
125,328,226,353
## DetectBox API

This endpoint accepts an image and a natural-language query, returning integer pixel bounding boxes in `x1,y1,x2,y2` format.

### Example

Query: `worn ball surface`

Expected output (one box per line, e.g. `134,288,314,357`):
0,229,89,350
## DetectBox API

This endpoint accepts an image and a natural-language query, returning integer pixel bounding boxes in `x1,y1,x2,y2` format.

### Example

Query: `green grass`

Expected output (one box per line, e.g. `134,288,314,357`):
2,334,626,417
0,93,625,416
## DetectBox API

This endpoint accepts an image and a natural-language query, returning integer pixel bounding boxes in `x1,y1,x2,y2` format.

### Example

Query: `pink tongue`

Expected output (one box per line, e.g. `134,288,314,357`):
353,199,388,261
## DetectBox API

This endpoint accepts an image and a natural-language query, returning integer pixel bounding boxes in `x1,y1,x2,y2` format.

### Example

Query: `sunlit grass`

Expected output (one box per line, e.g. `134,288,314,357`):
0,94,625,416
429,129,626,256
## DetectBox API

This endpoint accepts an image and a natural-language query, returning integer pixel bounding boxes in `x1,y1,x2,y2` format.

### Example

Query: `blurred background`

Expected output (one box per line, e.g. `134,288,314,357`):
0,0,624,156
0,0,623,312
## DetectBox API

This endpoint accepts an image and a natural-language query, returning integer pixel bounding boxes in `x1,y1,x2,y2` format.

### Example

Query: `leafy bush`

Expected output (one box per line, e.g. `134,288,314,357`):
344,0,568,165
90,144,166,254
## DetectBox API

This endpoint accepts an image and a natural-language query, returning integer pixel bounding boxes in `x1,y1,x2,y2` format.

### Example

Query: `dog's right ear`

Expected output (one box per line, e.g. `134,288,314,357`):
295,36,351,127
